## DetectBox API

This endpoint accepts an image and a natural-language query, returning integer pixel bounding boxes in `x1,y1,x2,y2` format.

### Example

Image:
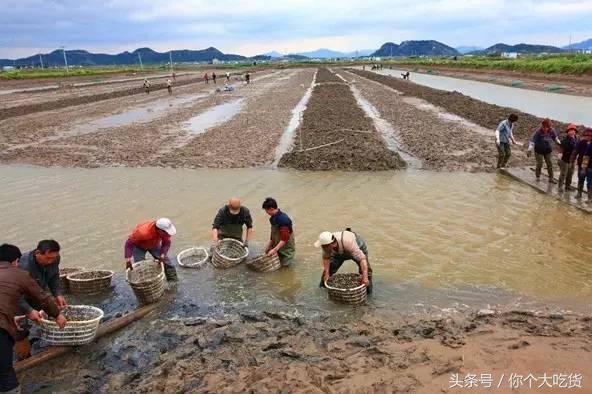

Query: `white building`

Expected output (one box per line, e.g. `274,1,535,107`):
501,52,519,59
2,65,15,71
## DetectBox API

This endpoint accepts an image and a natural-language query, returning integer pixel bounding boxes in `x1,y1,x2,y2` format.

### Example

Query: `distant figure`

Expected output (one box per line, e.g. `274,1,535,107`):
571,127,592,200
204,72,209,84
401,71,410,80
226,71,230,81
166,79,173,95
245,72,251,84
362,65,365,70
172,72,176,81
143,78,150,94
212,72,217,84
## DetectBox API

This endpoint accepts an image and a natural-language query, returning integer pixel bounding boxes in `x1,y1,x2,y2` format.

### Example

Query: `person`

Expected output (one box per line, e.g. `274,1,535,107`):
204,72,209,84
528,118,560,182
124,218,178,281
245,72,250,84
557,123,578,192
262,197,295,266
495,114,519,169
316,229,372,294
212,198,253,247
212,72,217,84
15,240,66,360
166,79,173,95
0,244,66,393
571,127,592,200
172,72,176,81
143,78,150,94
226,72,230,81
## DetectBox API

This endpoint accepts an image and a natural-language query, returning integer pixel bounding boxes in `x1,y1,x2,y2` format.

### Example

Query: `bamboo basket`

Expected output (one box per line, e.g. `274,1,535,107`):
211,239,248,269
246,253,281,273
126,260,166,305
324,273,367,305
67,270,114,295
177,246,209,268
59,267,84,293
39,305,103,346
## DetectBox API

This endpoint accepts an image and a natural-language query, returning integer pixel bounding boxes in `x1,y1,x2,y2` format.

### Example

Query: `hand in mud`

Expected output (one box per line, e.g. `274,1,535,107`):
323,271,330,284
125,259,133,271
158,255,165,263
13,315,26,331
26,310,42,324
55,314,67,329
361,276,370,286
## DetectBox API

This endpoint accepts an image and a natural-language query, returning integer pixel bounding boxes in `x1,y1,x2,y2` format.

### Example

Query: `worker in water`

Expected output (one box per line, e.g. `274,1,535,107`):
571,127,592,200
143,78,150,94
204,72,209,84
226,72,230,81
495,113,519,169
15,240,66,360
212,72,217,84
316,229,372,294
124,218,178,281
262,197,295,266
245,72,251,84
528,118,560,182
212,198,253,248
166,79,173,95
172,72,176,81
557,123,578,192
0,244,66,393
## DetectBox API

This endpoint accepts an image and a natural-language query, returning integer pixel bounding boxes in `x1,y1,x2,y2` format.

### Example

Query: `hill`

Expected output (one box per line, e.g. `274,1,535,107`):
563,38,592,50
472,43,565,55
371,40,459,57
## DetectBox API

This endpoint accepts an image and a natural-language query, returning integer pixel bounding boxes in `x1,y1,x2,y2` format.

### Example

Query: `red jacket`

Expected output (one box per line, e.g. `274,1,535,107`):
124,221,171,258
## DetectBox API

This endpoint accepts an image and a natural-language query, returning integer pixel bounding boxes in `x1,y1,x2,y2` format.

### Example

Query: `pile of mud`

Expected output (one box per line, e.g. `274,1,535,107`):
279,81,405,171
315,68,344,84
349,69,572,140
21,308,592,393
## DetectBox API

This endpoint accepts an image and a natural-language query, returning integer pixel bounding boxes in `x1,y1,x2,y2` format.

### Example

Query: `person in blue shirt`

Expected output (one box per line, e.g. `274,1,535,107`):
495,114,519,169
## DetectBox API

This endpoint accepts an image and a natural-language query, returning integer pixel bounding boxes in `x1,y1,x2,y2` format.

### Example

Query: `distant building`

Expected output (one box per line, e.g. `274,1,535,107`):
501,52,518,59
211,58,221,64
2,66,15,71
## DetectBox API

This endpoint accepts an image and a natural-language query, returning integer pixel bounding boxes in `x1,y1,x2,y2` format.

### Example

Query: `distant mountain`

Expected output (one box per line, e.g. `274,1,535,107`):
0,47,246,67
456,46,483,54
371,40,459,57
263,51,284,58
296,48,347,59
472,43,565,55
563,38,592,50
284,54,309,60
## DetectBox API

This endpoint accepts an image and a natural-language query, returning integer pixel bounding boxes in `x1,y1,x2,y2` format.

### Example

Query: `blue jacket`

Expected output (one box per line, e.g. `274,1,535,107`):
18,250,61,312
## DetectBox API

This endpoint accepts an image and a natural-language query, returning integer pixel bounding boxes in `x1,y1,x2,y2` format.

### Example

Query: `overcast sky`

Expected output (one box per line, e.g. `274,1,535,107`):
1,0,591,58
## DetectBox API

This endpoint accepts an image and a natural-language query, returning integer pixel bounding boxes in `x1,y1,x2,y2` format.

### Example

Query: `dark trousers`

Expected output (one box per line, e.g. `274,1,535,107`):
0,329,18,392
496,143,511,168
535,153,553,179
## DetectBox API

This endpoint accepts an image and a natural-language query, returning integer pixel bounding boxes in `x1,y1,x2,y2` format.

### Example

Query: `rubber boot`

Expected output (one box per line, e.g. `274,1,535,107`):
14,338,31,360
164,264,178,282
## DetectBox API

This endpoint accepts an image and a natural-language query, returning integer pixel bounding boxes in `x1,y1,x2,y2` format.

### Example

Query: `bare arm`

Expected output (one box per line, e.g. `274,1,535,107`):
322,258,331,282
212,228,219,242
245,227,253,242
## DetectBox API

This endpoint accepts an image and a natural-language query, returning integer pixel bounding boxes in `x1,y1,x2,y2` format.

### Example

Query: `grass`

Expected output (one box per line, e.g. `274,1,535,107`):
379,54,592,75
0,66,167,80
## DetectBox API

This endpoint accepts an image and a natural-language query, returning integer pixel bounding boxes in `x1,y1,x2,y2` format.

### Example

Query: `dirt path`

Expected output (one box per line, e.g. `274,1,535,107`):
399,65,592,97
340,70,529,171
279,68,405,171
0,71,280,167
155,69,316,168
20,309,591,393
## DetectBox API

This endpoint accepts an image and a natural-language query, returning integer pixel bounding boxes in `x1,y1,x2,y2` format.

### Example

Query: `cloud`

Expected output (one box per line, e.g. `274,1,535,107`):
0,0,591,58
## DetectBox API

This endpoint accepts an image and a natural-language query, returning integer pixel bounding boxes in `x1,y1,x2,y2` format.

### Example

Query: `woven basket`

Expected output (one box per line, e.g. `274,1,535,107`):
211,239,249,269
246,254,281,272
67,270,114,295
126,260,166,305
39,305,103,346
177,246,209,268
325,273,367,305
59,267,84,293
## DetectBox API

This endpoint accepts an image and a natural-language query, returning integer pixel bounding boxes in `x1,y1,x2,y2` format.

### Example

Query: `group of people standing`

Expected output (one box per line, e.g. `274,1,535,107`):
495,114,592,200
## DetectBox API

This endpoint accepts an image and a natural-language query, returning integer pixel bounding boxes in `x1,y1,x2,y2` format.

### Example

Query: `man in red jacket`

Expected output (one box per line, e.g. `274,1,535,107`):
124,218,177,281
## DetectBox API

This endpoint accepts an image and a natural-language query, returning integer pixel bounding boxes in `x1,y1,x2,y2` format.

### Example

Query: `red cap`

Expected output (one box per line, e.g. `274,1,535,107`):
566,123,577,131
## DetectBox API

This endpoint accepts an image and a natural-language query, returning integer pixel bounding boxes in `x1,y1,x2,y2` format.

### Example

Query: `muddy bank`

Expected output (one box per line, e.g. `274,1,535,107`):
340,70,529,171
315,67,343,83
279,73,405,171
20,306,591,393
349,69,571,141
400,65,592,97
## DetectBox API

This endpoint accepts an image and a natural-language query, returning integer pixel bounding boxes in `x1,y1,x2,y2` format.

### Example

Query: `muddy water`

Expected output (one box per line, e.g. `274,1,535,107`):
1,166,591,315
371,68,592,125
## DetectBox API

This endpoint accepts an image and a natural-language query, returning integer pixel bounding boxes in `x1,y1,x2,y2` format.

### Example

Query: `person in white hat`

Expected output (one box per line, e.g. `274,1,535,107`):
124,218,178,281
315,228,372,293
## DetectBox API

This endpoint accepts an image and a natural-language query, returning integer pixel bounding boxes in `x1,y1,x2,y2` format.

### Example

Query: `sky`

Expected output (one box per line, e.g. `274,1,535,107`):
1,0,592,58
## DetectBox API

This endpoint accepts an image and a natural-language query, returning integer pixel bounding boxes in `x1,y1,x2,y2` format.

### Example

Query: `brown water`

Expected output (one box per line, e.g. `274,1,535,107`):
2,166,591,314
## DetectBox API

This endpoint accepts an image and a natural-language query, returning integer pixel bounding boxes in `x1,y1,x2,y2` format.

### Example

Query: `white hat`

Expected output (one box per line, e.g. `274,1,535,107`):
314,231,334,248
156,218,176,236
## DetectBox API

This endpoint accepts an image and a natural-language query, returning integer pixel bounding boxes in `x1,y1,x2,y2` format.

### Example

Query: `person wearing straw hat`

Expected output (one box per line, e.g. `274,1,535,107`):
315,229,372,294
211,198,253,248
124,218,178,282
262,197,295,266
15,240,66,360
0,244,66,393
